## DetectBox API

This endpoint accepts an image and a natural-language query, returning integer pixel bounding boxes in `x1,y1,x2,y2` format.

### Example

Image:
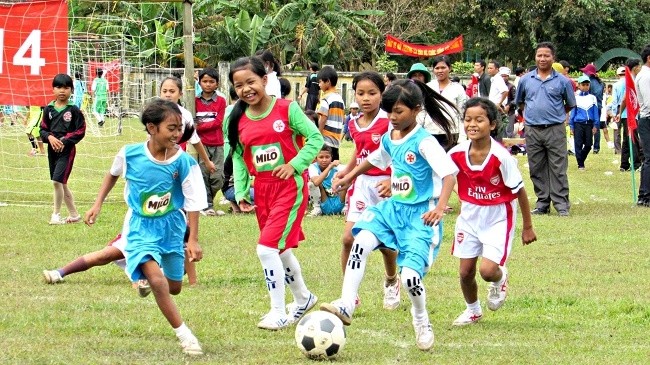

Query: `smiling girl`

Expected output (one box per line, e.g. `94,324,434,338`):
226,56,324,330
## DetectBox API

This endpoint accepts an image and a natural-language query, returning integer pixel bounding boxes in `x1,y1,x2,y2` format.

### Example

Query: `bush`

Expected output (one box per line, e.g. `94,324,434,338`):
376,53,398,73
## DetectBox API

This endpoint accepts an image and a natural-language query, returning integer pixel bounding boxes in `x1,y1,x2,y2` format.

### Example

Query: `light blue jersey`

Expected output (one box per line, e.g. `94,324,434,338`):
353,124,458,277
110,143,207,281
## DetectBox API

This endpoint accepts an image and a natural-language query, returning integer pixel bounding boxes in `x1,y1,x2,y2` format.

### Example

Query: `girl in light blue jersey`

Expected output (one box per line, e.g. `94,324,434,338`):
321,79,458,351
84,99,206,356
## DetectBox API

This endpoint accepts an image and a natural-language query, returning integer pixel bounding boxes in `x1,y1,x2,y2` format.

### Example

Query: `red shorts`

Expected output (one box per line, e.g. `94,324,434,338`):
254,173,308,250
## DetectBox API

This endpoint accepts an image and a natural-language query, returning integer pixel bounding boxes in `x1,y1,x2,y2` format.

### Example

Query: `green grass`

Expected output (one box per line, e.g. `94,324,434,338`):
1,123,649,364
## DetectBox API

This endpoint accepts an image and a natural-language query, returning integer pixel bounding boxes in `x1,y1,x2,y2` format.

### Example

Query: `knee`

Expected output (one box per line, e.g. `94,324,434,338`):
147,274,167,292
168,281,182,295
341,231,354,250
478,266,499,282
459,266,476,283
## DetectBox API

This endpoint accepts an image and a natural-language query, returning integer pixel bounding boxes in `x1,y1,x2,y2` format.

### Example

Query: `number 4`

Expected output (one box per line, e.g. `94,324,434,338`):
13,30,46,75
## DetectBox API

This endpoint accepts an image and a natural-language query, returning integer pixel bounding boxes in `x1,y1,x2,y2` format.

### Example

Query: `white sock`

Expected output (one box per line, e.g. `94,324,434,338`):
467,300,481,313
402,267,428,323
256,245,286,317
496,266,508,285
308,182,321,209
279,249,310,304
173,322,194,342
340,230,378,312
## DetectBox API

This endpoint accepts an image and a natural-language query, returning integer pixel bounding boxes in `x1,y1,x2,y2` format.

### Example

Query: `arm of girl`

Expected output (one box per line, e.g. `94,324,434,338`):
85,172,119,225
232,147,254,208
516,187,537,245
192,140,216,174
421,174,456,226
334,159,375,193
185,211,203,262
285,102,324,173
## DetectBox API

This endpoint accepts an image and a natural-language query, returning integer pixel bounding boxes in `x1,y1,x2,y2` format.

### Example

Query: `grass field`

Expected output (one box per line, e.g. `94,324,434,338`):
1,119,649,364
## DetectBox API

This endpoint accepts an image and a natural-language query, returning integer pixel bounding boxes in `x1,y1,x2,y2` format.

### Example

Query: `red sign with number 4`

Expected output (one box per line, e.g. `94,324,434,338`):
0,1,67,106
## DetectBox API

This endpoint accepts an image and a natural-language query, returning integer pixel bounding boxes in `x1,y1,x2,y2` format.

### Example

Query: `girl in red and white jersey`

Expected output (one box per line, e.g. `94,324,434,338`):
447,97,537,326
335,71,400,310
226,56,324,330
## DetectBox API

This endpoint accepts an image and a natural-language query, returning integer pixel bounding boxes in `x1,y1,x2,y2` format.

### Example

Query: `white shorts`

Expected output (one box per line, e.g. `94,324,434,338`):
107,234,128,273
346,174,389,223
451,200,517,266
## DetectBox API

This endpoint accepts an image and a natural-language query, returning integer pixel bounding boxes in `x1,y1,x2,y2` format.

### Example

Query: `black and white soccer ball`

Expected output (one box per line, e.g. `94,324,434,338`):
295,310,346,360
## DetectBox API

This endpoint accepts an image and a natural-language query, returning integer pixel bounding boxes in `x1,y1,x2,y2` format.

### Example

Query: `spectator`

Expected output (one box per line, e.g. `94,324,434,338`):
300,62,320,111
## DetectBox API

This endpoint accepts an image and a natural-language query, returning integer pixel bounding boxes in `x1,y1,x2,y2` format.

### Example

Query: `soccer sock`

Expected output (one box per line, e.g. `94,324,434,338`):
493,266,508,284
467,300,481,313
59,257,89,277
52,182,64,214
173,322,194,342
402,267,428,324
28,136,37,149
340,230,378,312
256,244,286,317
308,182,321,209
279,249,310,305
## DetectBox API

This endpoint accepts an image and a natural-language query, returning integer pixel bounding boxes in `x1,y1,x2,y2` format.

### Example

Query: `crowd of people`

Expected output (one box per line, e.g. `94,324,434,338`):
35,42,650,356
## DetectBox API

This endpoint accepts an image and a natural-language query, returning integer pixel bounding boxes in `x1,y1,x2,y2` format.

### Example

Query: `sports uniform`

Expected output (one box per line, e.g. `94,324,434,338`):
353,124,458,278
91,77,108,118
232,98,323,250
448,138,523,266
346,110,391,223
39,101,86,183
110,143,206,282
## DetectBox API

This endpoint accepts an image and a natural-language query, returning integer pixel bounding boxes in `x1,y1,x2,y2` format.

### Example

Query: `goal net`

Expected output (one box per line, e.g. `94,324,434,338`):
0,0,188,206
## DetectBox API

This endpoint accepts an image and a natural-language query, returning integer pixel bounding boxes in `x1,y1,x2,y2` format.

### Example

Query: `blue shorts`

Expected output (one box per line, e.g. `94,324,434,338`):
123,209,187,282
321,196,344,215
352,199,442,278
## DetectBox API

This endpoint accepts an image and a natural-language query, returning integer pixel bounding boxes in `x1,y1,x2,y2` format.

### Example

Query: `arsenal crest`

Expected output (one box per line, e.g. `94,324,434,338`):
371,133,381,144
456,232,464,244
490,175,501,185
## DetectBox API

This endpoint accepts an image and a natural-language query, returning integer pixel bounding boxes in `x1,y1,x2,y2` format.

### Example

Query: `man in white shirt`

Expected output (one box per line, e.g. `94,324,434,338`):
486,60,509,140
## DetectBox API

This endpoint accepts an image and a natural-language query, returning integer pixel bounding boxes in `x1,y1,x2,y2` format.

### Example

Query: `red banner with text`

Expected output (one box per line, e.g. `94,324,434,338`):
385,35,464,58
0,1,68,106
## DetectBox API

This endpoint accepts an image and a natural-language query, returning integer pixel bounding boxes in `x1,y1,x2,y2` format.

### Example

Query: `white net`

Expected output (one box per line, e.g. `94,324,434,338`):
0,0,188,206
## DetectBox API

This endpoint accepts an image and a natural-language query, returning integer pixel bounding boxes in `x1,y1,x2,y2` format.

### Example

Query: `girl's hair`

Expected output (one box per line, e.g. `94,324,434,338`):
463,97,499,126
432,55,452,68
385,72,396,82
142,98,195,144
74,71,82,80
256,49,282,76
279,77,291,98
198,68,219,83
53,74,73,88
160,76,183,105
352,71,385,94
381,79,456,140
227,56,267,152
96,69,104,77
228,85,238,101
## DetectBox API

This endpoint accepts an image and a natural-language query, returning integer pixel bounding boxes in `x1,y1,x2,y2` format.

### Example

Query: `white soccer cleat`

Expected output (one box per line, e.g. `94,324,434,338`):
179,336,203,356
286,293,318,324
257,311,289,330
413,320,434,351
452,308,483,326
49,213,65,225
487,267,509,311
307,207,322,217
137,279,151,298
383,276,401,310
320,299,352,326
43,269,64,284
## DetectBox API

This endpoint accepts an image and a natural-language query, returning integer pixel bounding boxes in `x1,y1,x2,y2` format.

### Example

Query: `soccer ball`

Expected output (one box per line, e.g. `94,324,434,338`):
295,310,346,360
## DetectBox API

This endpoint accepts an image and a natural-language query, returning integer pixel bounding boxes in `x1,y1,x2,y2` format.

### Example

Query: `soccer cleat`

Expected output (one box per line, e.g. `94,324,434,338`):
320,299,352,326
383,276,401,310
487,267,509,311
257,311,289,330
137,279,151,298
354,295,361,309
607,141,615,149
452,309,483,326
179,336,203,356
49,213,65,225
413,320,434,351
43,269,64,284
286,293,318,324
307,207,322,217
